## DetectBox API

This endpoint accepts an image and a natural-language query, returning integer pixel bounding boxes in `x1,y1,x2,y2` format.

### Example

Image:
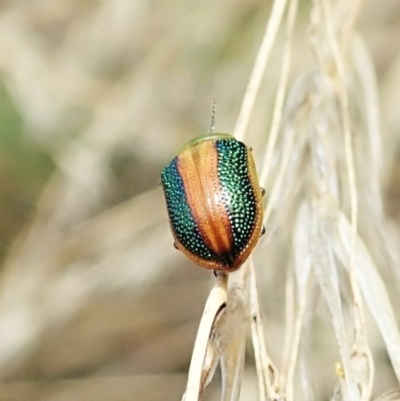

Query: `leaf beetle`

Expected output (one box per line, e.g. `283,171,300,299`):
161,133,265,272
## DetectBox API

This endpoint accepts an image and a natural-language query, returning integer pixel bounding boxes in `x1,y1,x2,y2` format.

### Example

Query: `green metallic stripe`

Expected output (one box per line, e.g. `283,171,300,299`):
161,157,215,262
216,139,258,256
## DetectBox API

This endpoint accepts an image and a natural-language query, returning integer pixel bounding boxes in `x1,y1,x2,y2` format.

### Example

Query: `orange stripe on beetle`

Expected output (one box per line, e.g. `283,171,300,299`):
177,140,233,255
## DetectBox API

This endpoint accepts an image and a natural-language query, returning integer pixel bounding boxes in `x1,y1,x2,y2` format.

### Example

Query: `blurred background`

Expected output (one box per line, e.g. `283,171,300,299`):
0,0,400,400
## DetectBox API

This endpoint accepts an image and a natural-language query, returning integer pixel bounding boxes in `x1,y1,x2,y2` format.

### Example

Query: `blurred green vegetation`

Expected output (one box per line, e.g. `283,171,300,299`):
0,87,54,259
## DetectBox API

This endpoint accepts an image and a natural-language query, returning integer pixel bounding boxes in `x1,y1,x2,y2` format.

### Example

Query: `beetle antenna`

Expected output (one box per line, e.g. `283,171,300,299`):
210,98,216,133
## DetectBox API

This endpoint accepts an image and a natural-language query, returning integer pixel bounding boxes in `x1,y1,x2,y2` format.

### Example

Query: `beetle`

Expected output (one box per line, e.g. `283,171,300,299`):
161,133,265,272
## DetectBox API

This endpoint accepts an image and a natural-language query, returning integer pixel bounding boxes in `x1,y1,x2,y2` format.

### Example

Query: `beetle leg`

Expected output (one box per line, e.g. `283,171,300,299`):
173,241,179,250
260,226,266,237
260,187,265,197
213,270,228,278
